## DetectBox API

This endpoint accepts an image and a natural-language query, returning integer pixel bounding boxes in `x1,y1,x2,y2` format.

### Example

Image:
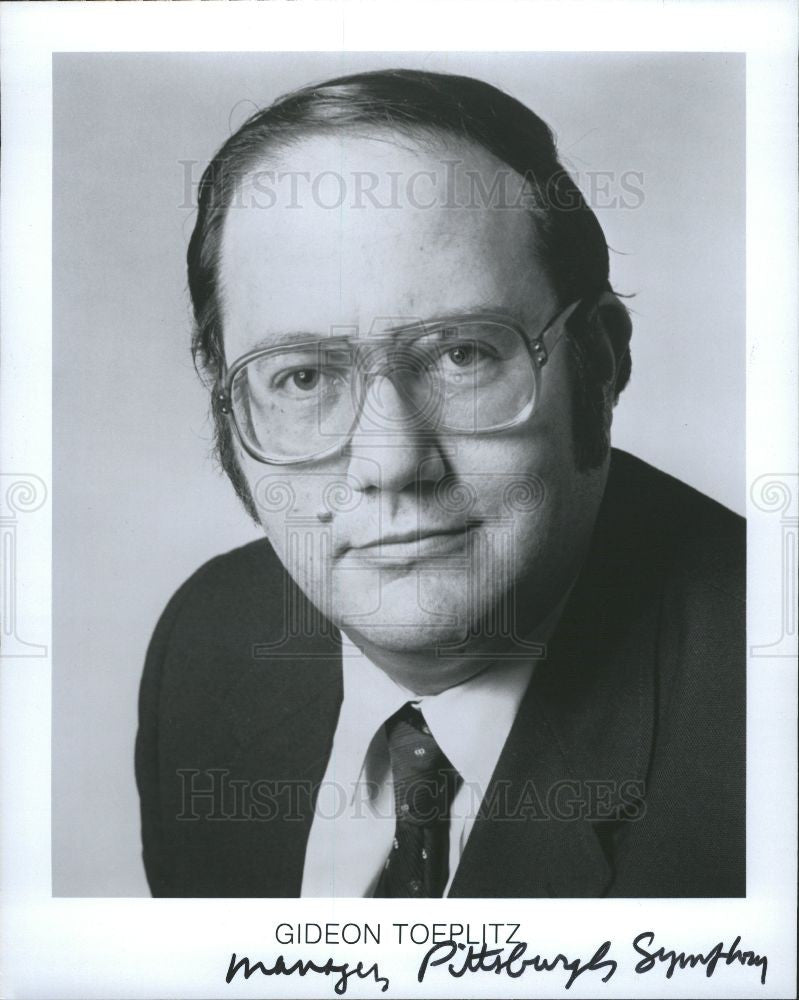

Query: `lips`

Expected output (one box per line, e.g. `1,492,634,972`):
340,525,473,563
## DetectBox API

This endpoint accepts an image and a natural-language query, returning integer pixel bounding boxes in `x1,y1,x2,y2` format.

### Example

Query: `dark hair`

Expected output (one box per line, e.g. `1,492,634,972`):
187,68,632,521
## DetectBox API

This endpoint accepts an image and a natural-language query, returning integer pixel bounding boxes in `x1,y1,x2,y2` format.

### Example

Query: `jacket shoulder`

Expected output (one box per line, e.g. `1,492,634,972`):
597,452,746,896
154,538,289,642
135,538,297,896
606,448,745,605
138,538,288,717
158,538,283,620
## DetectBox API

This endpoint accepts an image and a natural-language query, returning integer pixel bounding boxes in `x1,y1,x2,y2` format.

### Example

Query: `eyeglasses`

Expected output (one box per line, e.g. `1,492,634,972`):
217,299,582,466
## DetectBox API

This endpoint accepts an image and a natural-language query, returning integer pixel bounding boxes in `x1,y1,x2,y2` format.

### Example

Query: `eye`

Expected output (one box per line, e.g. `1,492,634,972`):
446,344,476,367
290,368,320,390
273,364,348,398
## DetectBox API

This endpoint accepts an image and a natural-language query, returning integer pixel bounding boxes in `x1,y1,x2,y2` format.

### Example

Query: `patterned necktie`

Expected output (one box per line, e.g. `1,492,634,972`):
374,702,462,897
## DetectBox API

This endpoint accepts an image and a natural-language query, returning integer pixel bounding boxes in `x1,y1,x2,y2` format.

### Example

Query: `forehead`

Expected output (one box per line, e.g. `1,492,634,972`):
218,131,555,359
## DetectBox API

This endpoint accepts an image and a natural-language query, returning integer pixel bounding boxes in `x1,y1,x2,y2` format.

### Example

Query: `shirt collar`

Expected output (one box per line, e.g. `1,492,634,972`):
333,632,410,798
413,657,535,795
337,631,536,801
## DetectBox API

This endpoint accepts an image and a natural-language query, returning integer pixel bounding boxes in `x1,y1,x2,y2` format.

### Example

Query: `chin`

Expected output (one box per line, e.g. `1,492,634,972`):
340,620,473,654
330,570,474,650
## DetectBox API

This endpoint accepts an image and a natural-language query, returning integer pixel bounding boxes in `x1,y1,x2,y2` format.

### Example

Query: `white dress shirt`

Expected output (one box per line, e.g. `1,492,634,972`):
300,633,536,897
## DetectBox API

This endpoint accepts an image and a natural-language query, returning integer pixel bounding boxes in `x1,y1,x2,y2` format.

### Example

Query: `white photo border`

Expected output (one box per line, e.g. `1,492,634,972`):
1,1,796,998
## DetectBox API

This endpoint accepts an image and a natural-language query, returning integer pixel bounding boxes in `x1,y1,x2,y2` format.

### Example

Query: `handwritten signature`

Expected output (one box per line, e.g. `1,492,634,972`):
225,931,767,994
226,952,389,994
418,939,616,989
633,931,768,985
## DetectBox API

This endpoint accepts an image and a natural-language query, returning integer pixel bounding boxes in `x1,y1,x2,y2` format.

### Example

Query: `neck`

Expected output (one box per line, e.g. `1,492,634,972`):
343,589,571,696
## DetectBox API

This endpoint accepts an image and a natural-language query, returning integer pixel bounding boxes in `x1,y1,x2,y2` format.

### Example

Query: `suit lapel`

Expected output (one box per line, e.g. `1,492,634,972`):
450,454,659,898
449,653,612,897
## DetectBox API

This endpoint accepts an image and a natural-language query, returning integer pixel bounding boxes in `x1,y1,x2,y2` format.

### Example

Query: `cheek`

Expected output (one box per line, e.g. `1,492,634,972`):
450,426,584,579
241,450,349,527
240,459,344,598
450,421,573,514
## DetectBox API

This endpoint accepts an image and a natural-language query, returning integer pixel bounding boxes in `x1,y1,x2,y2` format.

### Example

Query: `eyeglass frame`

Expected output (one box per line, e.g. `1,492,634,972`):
216,298,583,466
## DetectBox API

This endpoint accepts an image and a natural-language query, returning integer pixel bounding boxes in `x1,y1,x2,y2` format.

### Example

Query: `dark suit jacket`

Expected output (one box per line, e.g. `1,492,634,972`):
135,449,745,897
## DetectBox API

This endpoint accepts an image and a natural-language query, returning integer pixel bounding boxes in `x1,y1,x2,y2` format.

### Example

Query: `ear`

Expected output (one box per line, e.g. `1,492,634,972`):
591,291,632,395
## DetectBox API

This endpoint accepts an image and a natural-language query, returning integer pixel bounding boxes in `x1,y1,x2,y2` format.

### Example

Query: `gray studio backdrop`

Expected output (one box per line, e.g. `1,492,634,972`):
52,51,745,895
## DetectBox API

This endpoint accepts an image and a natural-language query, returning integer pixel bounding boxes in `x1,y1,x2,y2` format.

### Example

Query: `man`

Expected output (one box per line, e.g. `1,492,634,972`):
136,69,745,897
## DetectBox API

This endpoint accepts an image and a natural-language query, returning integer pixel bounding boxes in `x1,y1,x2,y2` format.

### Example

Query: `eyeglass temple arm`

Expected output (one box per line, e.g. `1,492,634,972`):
532,299,583,367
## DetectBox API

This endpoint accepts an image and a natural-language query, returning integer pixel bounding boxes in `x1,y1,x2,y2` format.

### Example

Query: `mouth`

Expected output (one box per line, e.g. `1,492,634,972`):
342,526,473,564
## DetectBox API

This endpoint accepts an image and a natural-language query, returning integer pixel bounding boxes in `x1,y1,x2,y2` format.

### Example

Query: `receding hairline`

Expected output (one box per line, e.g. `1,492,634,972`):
216,124,553,344
227,121,544,201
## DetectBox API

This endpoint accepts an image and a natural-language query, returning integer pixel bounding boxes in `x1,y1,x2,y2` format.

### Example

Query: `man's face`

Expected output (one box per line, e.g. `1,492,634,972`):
219,133,607,654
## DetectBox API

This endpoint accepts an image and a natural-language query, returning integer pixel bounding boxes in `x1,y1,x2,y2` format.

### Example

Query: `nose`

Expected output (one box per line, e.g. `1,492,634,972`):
345,373,446,494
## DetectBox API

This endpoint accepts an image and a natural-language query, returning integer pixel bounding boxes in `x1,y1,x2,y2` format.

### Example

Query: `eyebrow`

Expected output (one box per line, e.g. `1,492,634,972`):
244,329,345,351
242,302,520,351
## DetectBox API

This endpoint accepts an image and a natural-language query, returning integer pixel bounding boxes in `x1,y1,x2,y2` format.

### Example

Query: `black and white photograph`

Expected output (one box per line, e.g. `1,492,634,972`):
1,2,797,998
52,48,749,901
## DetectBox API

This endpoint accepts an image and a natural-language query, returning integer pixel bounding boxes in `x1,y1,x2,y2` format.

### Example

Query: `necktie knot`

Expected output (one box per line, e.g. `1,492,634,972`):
384,703,459,825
